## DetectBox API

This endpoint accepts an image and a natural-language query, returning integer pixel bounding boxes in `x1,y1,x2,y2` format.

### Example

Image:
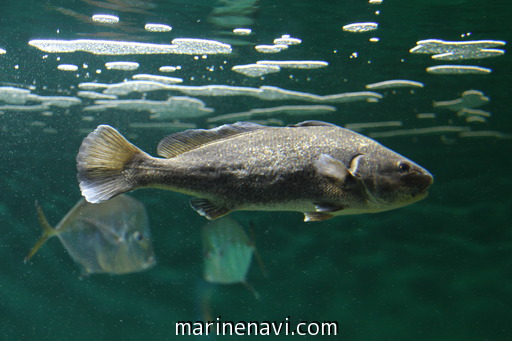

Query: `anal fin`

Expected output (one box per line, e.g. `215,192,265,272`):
303,212,334,222
190,198,231,220
313,202,346,213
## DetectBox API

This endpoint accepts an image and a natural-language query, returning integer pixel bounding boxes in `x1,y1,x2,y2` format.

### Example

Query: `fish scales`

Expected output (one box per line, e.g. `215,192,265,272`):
127,127,369,205
77,121,433,221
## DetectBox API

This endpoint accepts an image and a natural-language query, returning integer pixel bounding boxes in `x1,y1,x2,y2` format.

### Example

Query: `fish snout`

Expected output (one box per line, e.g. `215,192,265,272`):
402,168,434,194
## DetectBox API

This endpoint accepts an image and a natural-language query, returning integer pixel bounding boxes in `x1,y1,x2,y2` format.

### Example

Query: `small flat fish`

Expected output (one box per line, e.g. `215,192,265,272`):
25,194,156,276
202,217,254,284
77,121,433,222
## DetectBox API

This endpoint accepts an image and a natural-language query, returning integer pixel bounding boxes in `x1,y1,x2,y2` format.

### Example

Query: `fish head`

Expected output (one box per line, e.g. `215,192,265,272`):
101,229,157,274
355,152,433,210
125,229,157,270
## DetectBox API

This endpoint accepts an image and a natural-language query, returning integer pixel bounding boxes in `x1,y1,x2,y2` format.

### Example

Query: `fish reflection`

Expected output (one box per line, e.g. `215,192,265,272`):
208,0,259,29
25,194,156,276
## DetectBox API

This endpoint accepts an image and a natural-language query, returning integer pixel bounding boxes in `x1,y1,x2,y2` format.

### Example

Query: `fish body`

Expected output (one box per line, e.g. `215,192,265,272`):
25,195,156,275
202,216,254,284
77,121,433,221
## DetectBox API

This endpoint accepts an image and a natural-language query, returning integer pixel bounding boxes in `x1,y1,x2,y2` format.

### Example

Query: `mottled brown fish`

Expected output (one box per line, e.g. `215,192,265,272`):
77,121,433,222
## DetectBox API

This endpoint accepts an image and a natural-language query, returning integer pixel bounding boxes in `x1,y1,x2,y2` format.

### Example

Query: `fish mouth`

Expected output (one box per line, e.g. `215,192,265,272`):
418,175,433,193
413,189,429,201
403,171,434,196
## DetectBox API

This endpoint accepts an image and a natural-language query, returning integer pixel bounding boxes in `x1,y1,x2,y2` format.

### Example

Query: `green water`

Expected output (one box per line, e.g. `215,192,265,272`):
1,0,511,340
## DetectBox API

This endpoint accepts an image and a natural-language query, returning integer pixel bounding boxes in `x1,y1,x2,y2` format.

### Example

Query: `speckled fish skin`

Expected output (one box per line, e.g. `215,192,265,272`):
77,121,433,221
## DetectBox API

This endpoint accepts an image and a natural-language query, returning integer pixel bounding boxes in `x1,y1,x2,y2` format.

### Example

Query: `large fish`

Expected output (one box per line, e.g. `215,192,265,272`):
77,121,433,222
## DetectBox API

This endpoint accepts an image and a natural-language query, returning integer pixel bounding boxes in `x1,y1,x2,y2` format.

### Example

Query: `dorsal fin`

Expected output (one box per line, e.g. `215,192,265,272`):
157,122,268,158
288,120,339,128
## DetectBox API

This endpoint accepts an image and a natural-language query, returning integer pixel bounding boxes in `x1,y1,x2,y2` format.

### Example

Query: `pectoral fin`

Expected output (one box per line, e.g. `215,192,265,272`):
190,198,232,220
314,154,351,182
303,212,334,222
315,154,365,191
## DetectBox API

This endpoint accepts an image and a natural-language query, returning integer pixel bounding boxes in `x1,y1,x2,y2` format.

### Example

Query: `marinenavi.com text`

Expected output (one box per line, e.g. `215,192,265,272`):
176,316,338,336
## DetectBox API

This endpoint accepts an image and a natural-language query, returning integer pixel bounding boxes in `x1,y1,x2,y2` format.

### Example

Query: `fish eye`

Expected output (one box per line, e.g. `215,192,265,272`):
133,231,144,241
397,161,411,173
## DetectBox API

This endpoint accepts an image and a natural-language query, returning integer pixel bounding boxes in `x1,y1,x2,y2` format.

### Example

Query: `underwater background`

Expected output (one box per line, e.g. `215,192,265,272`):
1,0,511,340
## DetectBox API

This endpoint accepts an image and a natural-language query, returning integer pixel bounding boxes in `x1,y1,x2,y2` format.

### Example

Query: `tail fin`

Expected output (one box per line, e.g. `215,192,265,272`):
76,125,147,203
25,201,57,263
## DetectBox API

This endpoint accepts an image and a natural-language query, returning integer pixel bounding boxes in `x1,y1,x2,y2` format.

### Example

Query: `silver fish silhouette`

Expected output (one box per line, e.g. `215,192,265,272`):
202,216,254,284
25,194,156,276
